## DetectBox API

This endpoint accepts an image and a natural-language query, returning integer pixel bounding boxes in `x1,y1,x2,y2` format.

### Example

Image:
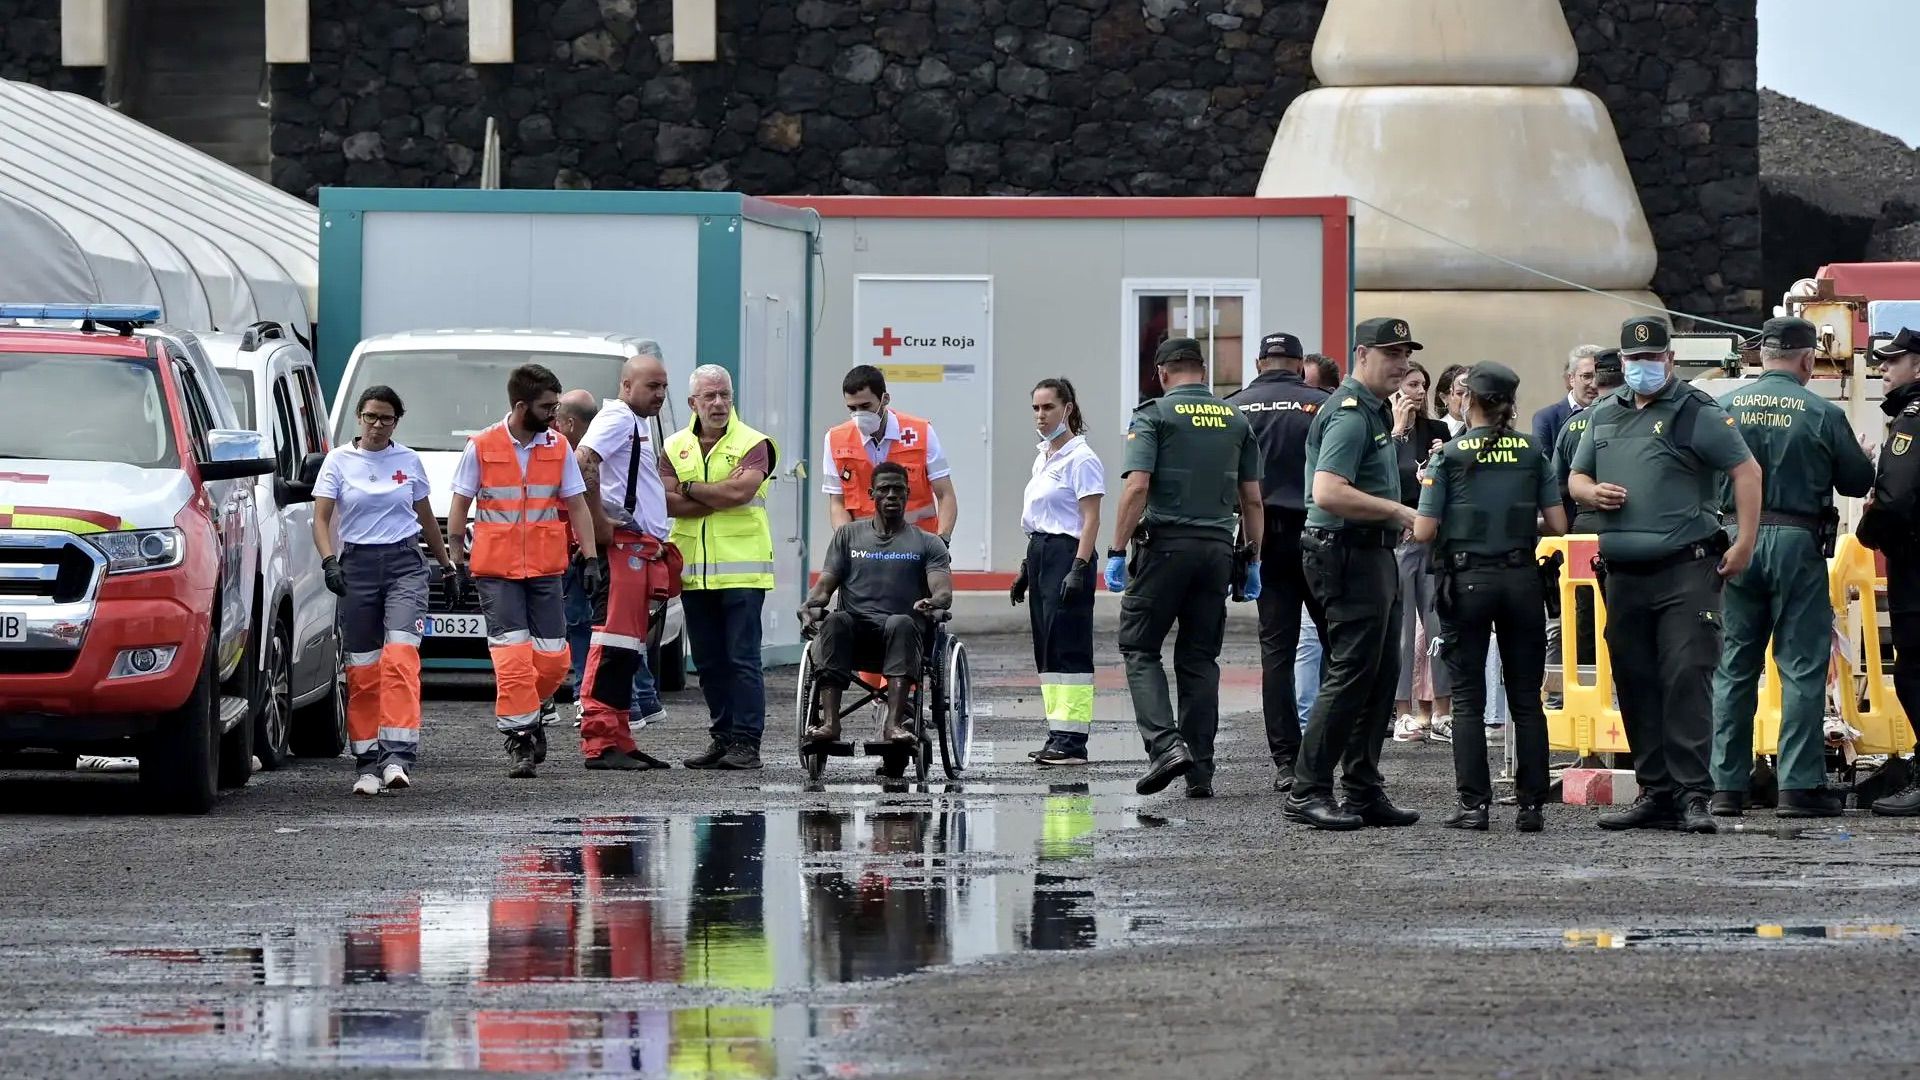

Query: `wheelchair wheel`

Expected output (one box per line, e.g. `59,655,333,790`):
910,683,931,784
937,639,973,779
794,646,815,748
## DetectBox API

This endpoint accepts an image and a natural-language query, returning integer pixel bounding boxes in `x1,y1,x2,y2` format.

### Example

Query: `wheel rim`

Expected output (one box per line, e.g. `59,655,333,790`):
947,642,972,771
332,666,348,745
263,628,291,760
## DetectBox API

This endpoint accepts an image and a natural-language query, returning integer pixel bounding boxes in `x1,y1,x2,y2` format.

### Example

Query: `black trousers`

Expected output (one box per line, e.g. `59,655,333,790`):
1118,532,1232,783
1293,534,1402,802
1603,553,1723,803
1026,533,1097,744
1890,556,1920,742
812,611,923,688
1256,508,1325,767
1440,564,1549,807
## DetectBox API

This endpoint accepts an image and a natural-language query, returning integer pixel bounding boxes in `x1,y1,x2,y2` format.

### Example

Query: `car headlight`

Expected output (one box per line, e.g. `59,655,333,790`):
85,528,185,574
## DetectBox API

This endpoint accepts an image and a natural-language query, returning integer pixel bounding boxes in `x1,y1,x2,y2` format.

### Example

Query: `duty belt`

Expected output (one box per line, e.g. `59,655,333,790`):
1447,548,1531,571
1305,526,1395,549
1758,510,1821,531
1594,538,1723,576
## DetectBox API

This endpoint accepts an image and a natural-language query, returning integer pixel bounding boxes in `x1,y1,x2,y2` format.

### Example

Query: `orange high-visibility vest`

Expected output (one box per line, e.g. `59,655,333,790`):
828,410,939,531
469,423,570,580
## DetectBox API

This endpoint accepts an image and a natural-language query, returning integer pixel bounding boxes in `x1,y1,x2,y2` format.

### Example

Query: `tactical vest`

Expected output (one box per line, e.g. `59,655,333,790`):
1141,392,1242,534
1434,427,1549,556
664,414,777,591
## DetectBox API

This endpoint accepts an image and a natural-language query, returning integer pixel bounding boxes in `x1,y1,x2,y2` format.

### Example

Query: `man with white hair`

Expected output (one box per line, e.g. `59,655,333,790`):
1531,344,1603,451
661,363,776,770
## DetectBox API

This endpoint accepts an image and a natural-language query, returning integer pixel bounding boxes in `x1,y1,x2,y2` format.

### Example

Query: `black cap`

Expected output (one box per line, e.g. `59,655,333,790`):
1873,327,1920,361
1259,331,1303,360
1748,316,1819,351
1620,316,1671,356
1354,317,1423,351
1154,337,1205,365
1593,347,1622,375
1462,361,1520,399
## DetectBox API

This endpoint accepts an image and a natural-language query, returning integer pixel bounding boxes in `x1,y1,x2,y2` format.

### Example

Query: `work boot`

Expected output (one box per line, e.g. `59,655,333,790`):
539,698,559,727
585,749,648,771
1515,804,1545,833
625,749,671,770
880,712,916,745
1185,780,1213,799
1776,788,1844,818
504,734,538,779
1442,801,1489,831
1282,793,1365,831
1872,773,1920,816
1677,796,1718,834
1135,744,1194,795
530,723,548,765
1597,793,1676,831
1035,738,1088,766
1709,790,1747,817
714,742,764,771
1272,759,1295,794
1341,793,1421,827
684,738,730,769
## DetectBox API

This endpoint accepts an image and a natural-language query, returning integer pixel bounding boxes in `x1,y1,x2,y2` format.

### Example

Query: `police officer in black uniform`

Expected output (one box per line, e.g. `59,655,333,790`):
1415,362,1568,831
1107,338,1265,798
1569,316,1762,834
1227,331,1330,793
1284,317,1423,831
1862,328,1920,815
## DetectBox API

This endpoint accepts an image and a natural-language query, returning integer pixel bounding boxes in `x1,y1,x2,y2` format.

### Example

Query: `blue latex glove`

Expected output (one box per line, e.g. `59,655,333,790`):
1240,561,1263,602
1103,554,1126,593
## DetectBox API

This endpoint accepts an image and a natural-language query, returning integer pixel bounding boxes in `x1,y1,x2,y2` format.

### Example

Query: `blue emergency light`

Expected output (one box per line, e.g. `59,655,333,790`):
0,303,163,323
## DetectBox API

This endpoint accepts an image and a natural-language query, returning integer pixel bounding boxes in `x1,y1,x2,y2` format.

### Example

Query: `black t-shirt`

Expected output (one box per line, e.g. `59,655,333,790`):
1394,415,1451,509
823,519,951,619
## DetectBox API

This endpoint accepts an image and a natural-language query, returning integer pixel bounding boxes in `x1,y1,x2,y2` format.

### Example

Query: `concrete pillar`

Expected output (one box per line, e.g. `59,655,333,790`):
1314,0,1578,86
469,0,512,63
672,0,717,62
60,0,108,66
265,0,310,63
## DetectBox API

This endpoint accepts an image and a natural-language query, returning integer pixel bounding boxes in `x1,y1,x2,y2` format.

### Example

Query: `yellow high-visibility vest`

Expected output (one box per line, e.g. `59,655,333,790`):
664,414,777,591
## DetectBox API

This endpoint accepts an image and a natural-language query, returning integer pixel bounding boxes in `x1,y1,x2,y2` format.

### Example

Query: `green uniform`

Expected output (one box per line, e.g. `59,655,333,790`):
1553,410,1602,534
1118,382,1260,789
1293,376,1405,803
1570,377,1754,810
1709,370,1874,794
1419,423,1559,808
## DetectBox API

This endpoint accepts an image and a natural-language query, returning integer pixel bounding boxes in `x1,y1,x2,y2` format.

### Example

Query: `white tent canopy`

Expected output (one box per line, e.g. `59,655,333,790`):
0,78,316,334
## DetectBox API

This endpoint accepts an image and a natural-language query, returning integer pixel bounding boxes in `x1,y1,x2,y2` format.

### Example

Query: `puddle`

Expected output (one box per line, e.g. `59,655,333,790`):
1438,922,1913,950
2,796,1154,1074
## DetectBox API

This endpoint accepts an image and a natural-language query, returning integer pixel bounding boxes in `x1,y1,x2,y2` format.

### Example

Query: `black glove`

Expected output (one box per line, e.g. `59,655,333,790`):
1010,561,1028,606
321,556,347,597
580,556,606,599
1060,558,1089,602
439,562,461,610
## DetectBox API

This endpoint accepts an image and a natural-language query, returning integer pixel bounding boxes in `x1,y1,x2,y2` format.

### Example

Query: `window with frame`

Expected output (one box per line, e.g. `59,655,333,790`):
271,376,302,480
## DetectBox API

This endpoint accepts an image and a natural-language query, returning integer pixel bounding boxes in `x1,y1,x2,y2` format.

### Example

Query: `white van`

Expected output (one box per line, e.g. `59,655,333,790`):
327,329,686,687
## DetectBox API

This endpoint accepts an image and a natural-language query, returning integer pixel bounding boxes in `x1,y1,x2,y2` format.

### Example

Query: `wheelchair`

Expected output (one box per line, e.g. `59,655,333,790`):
794,609,974,783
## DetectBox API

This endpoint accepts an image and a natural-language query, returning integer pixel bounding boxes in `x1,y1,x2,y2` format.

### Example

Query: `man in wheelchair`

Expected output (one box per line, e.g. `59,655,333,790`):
799,462,954,745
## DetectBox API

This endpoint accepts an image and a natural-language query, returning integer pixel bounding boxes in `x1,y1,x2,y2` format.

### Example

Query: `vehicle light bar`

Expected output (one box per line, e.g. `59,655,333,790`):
0,303,163,323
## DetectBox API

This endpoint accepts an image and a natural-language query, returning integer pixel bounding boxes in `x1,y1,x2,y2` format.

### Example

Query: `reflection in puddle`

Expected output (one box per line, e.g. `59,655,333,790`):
7,791,1147,1074
1442,923,1911,950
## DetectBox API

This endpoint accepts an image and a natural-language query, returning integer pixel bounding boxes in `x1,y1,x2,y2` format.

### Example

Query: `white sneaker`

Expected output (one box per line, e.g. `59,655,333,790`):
1392,714,1427,742
1428,715,1454,745
76,755,139,772
539,699,559,727
629,708,667,733
381,764,411,790
352,774,381,796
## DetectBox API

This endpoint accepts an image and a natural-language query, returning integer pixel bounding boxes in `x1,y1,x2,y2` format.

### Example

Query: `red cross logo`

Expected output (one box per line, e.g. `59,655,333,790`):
1606,724,1622,743
872,327,904,357
899,426,918,448
392,470,408,484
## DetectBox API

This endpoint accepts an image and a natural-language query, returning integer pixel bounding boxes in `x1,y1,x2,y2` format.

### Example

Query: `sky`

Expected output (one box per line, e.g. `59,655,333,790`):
1758,0,1920,147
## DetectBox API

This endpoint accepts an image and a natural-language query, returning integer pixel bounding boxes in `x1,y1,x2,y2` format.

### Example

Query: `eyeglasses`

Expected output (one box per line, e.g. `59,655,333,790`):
359,413,398,427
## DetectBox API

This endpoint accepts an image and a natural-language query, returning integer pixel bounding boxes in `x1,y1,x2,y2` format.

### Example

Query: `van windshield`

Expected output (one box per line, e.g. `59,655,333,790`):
337,350,629,452
0,353,178,468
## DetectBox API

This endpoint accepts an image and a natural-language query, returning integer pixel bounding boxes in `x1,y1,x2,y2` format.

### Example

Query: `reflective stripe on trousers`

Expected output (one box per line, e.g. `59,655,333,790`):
581,533,663,758
340,541,429,773
473,575,570,734
1027,533,1096,737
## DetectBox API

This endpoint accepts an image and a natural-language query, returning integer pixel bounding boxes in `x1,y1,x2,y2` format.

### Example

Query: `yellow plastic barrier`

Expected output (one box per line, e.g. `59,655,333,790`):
1540,535,1628,757
1829,535,1914,757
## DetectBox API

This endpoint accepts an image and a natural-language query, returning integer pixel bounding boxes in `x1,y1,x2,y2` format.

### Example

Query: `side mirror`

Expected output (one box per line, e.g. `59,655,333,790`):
277,451,327,506
200,429,275,482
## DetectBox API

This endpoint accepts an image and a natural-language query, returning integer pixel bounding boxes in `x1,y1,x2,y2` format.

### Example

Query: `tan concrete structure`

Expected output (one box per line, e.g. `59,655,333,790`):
469,0,512,63
58,0,108,67
1259,0,1663,411
265,0,310,64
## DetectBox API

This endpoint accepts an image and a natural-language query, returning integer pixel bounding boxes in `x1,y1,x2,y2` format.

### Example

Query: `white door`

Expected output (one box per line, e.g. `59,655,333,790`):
853,276,993,571
740,291,806,657
1119,279,1261,429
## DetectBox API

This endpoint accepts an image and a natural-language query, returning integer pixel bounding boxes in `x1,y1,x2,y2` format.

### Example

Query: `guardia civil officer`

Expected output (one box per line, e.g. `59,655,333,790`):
1861,328,1920,815
1553,349,1623,532
1284,317,1423,831
1225,331,1330,792
1708,318,1874,818
1414,362,1568,831
1107,337,1264,799
1569,316,1761,834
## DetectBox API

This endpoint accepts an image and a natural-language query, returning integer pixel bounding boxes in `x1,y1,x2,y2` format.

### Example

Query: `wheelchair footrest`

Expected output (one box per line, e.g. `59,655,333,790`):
863,741,915,758
801,741,854,758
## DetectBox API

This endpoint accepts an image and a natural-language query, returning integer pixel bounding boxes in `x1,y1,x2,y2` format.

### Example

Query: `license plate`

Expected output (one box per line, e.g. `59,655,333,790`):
0,614,20,643
424,614,486,638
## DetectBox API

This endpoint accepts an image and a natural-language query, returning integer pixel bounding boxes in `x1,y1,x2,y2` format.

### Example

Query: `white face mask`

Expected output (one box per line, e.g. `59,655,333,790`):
852,410,884,438
1041,421,1068,442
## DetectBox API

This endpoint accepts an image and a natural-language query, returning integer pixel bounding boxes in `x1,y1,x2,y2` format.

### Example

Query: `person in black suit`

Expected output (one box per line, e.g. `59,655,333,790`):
1530,344,1604,451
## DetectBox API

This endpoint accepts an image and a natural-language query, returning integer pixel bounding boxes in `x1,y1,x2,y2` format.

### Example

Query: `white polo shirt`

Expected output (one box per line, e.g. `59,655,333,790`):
314,441,431,546
1021,434,1105,537
580,398,669,540
450,417,588,500
820,410,952,495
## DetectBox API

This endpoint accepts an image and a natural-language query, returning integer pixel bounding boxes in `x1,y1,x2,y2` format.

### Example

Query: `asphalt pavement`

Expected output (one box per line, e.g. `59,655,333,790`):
0,630,1913,1078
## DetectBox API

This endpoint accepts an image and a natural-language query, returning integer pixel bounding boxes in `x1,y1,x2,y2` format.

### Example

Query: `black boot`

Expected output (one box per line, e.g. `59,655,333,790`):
1442,802,1489,831
1135,744,1194,795
1515,804,1545,833
1709,790,1746,817
1677,796,1718,834
1872,772,1920,817
1597,793,1676,831
684,738,729,769
1272,758,1295,794
504,733,538,779
1341,793,1421,827
714,742,764,770
1282,793,1364,831
1776,788,1844,818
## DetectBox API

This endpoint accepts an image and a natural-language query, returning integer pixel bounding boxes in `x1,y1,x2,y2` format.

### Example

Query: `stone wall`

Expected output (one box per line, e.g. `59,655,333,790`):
0,0,104,97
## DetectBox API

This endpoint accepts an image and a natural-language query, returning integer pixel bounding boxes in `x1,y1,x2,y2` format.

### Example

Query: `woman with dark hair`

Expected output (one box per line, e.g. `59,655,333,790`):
1388,361,1454,743
1413,362,1567,830
1435,363,1471,436
312,385,456,796
1012,378,1104,766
